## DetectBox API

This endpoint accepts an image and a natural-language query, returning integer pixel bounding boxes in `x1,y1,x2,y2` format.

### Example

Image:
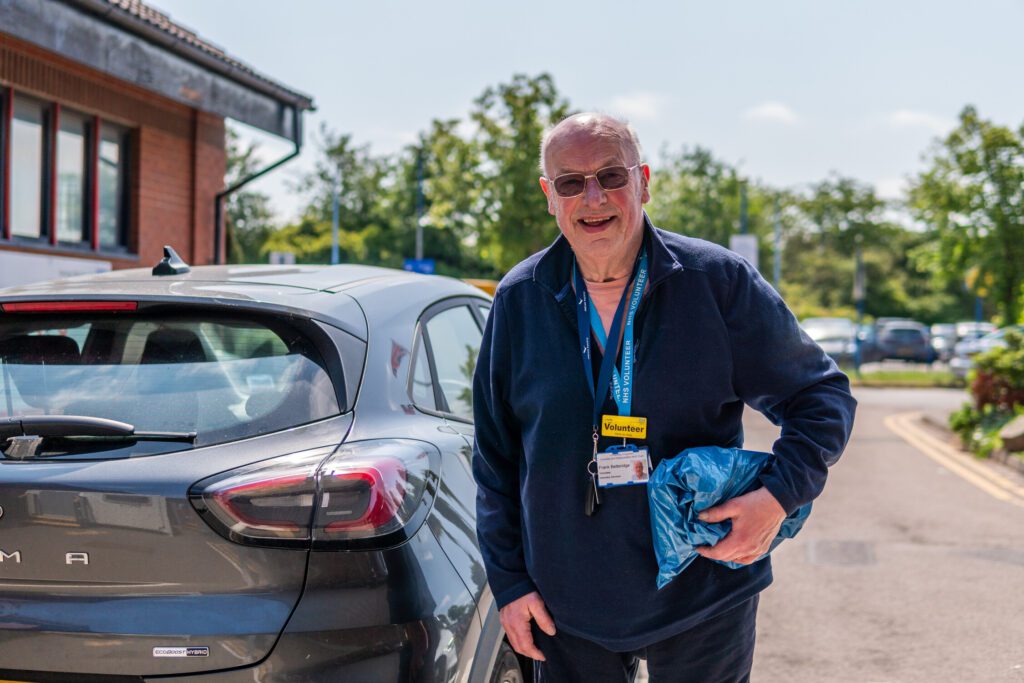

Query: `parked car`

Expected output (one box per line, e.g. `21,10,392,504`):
801,317,858,364
954,321,997,342
950,325,1024,378
0,252,522,682
874,321,934,363
930,323,958,362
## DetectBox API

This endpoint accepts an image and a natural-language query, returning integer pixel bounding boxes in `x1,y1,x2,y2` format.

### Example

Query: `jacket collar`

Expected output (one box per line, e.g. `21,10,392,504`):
531,212,683,300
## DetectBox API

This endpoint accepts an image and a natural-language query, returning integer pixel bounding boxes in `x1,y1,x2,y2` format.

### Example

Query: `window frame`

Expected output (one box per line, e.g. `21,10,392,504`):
0,88,132,254
407,296,488,424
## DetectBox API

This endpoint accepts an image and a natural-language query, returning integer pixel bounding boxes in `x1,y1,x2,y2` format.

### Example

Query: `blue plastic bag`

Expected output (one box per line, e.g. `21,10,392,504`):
648,446,812,589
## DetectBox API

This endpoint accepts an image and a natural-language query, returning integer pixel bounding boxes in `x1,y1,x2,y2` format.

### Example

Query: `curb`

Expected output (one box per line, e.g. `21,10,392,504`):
918,413,1024,476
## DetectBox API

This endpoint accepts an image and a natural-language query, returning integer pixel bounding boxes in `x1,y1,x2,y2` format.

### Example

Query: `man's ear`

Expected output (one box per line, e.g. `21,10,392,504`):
640,164,651,204
539,177,556,215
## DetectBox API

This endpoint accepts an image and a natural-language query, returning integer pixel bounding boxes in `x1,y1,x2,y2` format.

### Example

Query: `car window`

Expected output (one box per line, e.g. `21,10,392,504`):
0,313,340,456
885,328,924,341
423,305,482,421
410,338,436,410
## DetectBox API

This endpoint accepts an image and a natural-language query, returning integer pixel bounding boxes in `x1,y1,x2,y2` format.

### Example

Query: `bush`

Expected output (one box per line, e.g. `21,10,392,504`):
949,403,1017,458
950,329,1024,457
971,330,1024,411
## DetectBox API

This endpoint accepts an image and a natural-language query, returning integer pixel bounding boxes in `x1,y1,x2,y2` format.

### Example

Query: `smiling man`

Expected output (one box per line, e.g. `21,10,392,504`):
472,113,856,682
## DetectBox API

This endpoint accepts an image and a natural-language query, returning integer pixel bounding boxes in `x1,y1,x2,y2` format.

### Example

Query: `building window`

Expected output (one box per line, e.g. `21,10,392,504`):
98,122,129,249
1,90,131,252
10,95,46,239
57,110,89,244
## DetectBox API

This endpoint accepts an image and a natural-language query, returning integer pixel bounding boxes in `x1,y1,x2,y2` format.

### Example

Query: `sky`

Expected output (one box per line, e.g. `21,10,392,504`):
154,0,1024,224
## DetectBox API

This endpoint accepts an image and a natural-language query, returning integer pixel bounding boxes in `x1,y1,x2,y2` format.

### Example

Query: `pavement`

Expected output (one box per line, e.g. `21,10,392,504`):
752,387,1024,682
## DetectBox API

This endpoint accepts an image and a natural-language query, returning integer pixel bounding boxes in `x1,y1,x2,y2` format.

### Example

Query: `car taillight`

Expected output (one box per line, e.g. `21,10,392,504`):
189,440,437,549
314,441,430,544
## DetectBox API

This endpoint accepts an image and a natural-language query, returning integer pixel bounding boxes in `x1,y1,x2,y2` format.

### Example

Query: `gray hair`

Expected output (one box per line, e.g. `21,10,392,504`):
539,112,644,177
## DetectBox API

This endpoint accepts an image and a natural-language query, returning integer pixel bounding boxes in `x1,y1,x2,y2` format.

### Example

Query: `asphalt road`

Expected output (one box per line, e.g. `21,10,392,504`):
747,387,1024,682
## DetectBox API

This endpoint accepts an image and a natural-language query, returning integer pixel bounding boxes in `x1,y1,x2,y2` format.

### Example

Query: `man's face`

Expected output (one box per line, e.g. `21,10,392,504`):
540,127,650,268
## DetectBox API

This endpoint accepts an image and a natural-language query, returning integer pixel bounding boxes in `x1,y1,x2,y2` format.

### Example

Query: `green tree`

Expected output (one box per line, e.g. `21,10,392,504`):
470,73,572,271
647,146,745,247
647,146,800,286
265,129,391,264
224,127,276,264
910,106,1024,323
395,120,498,277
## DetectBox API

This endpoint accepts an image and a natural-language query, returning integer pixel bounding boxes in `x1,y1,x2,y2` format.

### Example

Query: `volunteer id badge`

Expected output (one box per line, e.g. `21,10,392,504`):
596,444,650,487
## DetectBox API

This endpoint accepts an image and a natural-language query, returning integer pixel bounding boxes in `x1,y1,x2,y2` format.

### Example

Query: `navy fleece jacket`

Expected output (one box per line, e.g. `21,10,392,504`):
472,218,856,651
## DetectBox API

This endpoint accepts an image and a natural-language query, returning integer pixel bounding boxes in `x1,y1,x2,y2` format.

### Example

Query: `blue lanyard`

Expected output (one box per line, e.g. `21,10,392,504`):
573,249,648,429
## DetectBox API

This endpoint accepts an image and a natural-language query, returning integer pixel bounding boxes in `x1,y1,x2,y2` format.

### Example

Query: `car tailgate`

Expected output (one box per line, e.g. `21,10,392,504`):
0,415,351,677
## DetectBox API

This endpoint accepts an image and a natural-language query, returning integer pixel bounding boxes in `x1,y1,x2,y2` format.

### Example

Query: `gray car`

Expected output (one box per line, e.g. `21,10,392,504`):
0,253,522,682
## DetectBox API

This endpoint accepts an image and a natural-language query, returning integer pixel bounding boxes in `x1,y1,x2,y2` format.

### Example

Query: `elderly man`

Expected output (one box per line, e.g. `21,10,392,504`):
472,113,856,682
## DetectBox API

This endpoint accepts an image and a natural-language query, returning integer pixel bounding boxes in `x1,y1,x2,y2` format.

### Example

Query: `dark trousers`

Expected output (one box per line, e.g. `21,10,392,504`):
532,595,758,683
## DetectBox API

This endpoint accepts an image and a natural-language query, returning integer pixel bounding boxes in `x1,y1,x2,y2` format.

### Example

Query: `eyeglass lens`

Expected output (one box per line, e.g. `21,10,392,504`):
553,166,631,197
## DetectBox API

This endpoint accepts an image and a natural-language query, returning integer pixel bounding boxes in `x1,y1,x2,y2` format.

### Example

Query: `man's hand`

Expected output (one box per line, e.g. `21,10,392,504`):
499,591,556,661
695,487,787,565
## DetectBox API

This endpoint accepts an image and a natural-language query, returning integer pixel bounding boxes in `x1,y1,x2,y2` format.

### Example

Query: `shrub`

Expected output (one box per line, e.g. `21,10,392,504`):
971,330,1024,411
950,329,1024,457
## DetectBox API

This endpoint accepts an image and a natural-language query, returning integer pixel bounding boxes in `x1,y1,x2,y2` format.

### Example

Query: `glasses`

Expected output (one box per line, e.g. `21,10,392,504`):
545,164,641,198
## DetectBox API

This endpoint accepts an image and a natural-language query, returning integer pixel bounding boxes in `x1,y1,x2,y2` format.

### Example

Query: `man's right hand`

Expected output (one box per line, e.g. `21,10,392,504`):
499,591,557,661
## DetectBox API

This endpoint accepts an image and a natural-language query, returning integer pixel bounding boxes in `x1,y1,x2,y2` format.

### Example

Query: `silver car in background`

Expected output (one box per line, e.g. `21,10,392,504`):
801,317,858,365
950,325,1024,378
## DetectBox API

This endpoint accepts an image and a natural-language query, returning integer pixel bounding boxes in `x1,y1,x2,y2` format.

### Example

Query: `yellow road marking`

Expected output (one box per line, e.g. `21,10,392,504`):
884,411,1024,507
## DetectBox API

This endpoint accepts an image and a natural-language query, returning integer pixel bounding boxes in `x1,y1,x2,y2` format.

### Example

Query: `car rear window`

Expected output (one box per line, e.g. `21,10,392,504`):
0,312,340,456
883,328,925,342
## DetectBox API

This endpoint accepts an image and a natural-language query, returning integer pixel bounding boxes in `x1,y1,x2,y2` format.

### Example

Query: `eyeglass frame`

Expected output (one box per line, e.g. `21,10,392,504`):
542,164,643,198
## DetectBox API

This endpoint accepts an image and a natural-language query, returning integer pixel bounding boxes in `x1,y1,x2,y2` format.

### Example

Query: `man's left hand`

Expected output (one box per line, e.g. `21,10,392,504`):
694,487,786,565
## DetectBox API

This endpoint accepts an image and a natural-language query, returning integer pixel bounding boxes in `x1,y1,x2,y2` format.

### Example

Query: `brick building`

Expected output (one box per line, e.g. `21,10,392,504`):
0,0,314,287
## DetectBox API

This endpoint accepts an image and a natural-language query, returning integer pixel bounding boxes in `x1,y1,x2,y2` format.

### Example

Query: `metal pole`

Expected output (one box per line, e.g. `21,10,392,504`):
739,181,748,235
853,236,865,375
331,166,340,265
415,152,425,261
773,196,781,290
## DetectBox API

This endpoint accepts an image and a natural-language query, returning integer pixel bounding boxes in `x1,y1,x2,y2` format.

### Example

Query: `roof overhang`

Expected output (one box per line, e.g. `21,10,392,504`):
0,0,314,140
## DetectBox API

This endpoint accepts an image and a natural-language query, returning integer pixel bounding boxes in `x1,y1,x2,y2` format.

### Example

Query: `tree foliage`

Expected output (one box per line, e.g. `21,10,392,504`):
910,106,1024,323
470,73,572,271
236,78,1018,325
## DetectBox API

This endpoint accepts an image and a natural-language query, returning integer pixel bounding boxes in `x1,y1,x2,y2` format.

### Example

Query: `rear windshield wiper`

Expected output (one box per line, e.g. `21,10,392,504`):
2,415,196,460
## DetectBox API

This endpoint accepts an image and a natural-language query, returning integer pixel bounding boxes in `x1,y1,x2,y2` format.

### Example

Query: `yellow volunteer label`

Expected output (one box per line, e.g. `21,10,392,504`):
601,415,647,439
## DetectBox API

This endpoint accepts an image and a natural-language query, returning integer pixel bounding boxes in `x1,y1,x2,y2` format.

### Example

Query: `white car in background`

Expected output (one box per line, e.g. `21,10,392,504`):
950,325,1023,378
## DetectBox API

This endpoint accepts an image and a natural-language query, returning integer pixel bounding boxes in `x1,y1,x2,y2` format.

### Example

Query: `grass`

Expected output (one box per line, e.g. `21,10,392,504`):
848,369,965,388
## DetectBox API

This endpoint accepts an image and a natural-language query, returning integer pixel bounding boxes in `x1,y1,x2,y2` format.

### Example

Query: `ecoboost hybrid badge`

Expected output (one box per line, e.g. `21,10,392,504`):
153,646,209,658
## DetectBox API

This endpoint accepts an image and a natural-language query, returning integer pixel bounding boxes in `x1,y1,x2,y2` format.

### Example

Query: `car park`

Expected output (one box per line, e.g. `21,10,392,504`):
950,325,1024,378
0,251,522,682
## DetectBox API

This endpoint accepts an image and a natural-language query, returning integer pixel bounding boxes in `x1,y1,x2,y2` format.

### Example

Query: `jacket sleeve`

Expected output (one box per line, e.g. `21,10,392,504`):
722,257,857,514
472,293,537,608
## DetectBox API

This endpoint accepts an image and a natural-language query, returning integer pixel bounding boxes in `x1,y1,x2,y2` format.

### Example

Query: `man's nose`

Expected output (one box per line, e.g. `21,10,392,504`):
582,176,607,204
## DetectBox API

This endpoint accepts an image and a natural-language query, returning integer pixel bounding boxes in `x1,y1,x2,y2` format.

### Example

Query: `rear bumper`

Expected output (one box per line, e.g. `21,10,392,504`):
146,622,456,682
0,622,457,683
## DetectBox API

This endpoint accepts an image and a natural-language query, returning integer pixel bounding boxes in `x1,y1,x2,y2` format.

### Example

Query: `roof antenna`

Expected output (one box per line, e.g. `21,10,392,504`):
152,246,191,276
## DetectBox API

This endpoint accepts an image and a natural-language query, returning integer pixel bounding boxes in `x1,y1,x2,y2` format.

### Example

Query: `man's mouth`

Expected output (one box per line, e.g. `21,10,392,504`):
577,216,615,230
